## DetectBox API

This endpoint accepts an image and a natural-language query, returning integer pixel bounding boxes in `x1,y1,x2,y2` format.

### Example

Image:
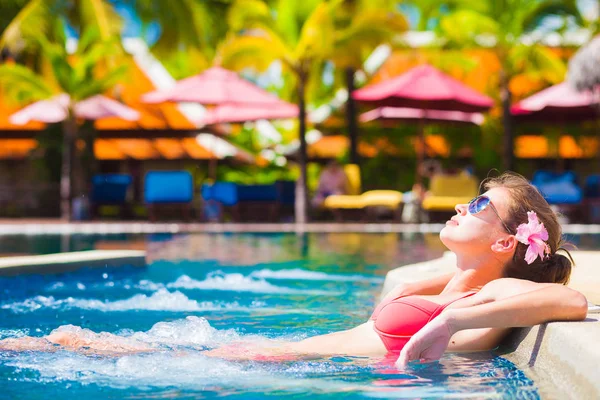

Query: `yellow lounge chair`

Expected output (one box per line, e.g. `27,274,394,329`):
421,173,479,212
323,165,403,220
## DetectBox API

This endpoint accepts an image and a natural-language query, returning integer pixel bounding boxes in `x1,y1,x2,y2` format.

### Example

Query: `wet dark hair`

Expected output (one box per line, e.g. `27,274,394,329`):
482,172,573,285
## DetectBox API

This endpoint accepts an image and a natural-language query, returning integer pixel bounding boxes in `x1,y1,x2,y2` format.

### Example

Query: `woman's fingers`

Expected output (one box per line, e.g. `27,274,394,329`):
396,317,453,368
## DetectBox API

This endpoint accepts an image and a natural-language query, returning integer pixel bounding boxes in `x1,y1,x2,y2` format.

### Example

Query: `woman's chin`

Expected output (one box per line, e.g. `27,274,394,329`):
438,228,458,251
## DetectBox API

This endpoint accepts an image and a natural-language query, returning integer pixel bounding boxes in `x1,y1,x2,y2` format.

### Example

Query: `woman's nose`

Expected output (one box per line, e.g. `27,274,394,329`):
455,203,467,215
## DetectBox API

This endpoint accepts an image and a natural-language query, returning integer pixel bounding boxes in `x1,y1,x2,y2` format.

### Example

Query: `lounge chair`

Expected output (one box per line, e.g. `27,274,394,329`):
531,170,583,222
531,171,583,205
144,171,194,221
201,182,280,222
583,174,600,223
323,164,404,221
90,174,132,219
421,173,479,219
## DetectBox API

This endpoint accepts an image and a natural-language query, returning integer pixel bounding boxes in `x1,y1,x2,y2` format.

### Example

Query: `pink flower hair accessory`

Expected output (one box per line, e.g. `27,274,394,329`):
515,211,551,265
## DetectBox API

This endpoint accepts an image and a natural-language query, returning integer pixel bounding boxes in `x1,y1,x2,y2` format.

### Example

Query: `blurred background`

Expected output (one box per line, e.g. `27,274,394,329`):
0,0,598,224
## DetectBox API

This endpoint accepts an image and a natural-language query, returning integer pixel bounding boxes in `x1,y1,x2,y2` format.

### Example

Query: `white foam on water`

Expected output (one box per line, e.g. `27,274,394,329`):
1,289,250,313
166,272,338,295
2,318,372,393
250,268,383,282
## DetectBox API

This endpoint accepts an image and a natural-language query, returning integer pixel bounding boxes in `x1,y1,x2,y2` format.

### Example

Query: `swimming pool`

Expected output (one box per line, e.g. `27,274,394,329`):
0,233,551,398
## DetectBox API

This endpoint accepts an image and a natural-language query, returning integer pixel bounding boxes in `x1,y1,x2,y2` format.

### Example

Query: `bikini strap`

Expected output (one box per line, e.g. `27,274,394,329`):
428,291,477,322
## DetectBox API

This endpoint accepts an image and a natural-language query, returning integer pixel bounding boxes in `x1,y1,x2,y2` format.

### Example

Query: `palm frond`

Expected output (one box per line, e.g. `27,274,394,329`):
71,64,128,101
73,0,122,41
439,9,499,46
220,34,289,73
293,2,335,62
227,0,273,33
521,0,583,33
0,0,52,53
508,44,566,83
0,63,55,104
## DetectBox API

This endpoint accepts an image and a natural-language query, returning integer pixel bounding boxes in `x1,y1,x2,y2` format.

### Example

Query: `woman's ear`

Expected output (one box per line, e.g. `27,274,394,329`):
491,235,517,255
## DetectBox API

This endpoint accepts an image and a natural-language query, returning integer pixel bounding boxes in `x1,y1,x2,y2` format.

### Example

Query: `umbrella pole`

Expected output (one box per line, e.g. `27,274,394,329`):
415,111,426,188
209,157,217,181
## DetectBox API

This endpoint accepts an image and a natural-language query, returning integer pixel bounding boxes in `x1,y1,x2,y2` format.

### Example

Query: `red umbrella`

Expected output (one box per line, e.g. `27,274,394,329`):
511,82,598,122
360,107,485,125
354,64,493,185
353,64,494,113
142,66,289,107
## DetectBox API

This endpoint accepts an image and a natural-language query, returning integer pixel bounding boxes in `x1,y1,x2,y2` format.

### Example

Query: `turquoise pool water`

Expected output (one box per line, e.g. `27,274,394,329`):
0,233,553,398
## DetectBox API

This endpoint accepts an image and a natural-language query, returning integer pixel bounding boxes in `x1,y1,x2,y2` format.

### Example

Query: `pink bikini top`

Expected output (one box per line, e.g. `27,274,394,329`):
370,292,476,352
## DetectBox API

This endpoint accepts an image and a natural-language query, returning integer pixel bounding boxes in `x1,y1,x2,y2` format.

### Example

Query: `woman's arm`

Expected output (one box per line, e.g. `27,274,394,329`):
396,281,588,366
381,273,454,301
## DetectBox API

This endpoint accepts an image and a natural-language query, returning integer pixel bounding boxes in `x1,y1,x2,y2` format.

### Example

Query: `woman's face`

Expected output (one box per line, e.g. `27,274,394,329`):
439,187,513,257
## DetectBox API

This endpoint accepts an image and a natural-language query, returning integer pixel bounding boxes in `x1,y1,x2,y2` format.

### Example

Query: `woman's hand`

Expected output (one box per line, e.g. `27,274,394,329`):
396,314,454,368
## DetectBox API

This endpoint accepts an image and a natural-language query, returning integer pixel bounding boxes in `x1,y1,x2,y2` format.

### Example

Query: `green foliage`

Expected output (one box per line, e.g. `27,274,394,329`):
0,0,30,37
217,164,297,185
131,0,231,78
1,26,128,105
1,0,123,60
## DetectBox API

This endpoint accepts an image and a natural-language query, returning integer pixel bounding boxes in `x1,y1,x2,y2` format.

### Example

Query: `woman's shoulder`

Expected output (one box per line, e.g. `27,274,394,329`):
479,278,555,300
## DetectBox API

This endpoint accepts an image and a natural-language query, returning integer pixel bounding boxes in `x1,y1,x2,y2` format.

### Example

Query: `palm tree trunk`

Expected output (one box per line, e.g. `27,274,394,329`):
295,70,308,226
500,69,515,171
345,67,359,166
61,118,76,220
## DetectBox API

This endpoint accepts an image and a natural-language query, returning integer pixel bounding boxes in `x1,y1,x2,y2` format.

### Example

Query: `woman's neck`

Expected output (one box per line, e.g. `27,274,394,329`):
441,253,505,294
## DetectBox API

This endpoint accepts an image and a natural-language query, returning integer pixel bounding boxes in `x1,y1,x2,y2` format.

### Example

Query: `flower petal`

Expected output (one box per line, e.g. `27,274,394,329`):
524,245,538,264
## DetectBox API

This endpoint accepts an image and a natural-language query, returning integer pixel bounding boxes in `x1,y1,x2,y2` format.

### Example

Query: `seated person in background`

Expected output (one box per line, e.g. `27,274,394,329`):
311,159,349,207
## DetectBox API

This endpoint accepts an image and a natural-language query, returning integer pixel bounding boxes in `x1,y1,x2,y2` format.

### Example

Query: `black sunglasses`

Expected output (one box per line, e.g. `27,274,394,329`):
468,195,514,234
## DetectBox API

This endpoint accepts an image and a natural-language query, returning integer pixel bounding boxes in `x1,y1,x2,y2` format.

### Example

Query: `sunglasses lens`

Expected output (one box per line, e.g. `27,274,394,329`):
469,196,490,214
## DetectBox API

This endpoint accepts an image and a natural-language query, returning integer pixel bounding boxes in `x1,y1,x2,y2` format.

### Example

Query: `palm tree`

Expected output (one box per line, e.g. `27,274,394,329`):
220,0,407,223
0,25,127,219
219,0,339,225
130,0,231,79
433,0,584,170
329,0,408,166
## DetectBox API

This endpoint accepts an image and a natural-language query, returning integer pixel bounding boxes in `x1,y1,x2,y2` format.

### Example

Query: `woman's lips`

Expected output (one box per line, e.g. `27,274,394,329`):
446,218,459,226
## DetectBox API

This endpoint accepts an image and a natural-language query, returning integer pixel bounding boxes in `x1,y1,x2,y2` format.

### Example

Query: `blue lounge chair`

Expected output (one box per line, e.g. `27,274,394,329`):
532,171,583,205
584,174,600,223
201,182,281,221
90,174,132,218
144,171,193,221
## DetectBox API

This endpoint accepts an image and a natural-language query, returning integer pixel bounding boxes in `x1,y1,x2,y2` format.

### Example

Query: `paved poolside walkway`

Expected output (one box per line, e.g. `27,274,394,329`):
1,219,600,234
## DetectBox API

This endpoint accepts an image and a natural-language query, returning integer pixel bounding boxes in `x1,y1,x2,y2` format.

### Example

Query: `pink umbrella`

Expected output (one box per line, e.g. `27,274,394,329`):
9,94,140,125
199,102,299,125
511,82,598,122
353,64,494,113
9,93,140,221
360,107,485,125
142,67,287,106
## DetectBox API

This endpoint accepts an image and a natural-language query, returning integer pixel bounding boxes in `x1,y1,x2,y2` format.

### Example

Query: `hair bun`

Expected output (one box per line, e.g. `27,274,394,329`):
541,253,572,285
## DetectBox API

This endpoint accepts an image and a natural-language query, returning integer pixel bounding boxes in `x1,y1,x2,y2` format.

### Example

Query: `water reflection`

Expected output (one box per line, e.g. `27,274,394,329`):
0,232,599,272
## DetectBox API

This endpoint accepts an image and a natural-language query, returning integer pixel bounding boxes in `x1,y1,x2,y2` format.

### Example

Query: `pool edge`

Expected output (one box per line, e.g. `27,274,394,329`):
0,250,147,275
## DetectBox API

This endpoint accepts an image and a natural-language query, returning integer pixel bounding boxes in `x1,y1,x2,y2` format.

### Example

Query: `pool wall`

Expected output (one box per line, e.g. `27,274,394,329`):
0,250,146,276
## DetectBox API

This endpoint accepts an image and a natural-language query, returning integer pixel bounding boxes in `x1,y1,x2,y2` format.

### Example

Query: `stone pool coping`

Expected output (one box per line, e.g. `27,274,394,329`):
381,251,600,399
0,250,146,275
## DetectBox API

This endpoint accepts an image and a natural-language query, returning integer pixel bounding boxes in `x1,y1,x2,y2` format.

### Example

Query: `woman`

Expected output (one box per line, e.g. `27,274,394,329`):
311,159,349,207
1,173,588,363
